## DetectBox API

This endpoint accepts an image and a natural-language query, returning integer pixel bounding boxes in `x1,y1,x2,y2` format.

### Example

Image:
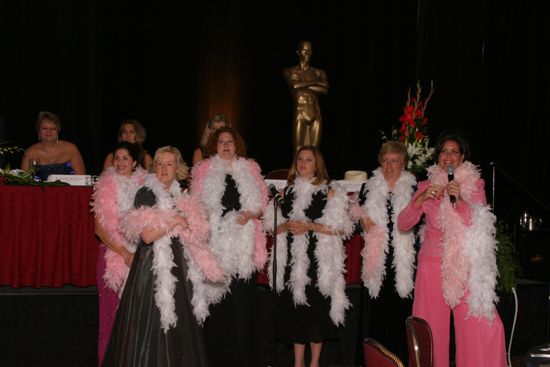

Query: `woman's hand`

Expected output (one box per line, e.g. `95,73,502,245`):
446,180,461,204
286,221,311,235
171,214,189,231
415,184,444,207
121,250,134,267
237,210,257,225
361,216,376,232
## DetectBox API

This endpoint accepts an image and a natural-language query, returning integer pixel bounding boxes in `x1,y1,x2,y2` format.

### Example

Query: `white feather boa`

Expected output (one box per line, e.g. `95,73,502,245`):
427,162,499,321
360,168,417,299
121,175,217,331
190,155,268,314
265,177,354,326
91,167,145,294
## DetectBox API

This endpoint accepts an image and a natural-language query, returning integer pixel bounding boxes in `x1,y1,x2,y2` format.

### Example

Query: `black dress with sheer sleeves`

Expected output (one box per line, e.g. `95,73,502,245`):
203,174,259,367
276,185,340,344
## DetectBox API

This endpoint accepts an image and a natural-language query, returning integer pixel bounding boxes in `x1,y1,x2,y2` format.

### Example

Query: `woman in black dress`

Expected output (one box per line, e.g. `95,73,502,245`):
264,146,353,367
190,127,268,367
102,146,219,367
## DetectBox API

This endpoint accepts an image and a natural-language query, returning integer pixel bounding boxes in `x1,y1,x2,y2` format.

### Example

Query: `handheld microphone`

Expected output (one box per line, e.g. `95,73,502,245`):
268,184,284,205
447,166,456,205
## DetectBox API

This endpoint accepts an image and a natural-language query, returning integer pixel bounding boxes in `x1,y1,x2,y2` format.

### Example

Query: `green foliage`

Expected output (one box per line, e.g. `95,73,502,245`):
496,220,521,293
0,169,69,186
0,141,23,156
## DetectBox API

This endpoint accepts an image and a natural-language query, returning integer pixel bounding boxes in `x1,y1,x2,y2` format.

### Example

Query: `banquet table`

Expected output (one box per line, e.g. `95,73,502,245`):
0,181,365,288
0,185,99,288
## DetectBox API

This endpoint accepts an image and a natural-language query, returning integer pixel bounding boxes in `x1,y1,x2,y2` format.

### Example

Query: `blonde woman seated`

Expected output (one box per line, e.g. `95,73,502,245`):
103,119,153,172
21,111,85,180
192,114,229,166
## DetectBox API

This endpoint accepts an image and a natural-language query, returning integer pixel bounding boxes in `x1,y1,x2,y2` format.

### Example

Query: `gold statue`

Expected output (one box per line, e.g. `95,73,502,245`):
283,41,329,152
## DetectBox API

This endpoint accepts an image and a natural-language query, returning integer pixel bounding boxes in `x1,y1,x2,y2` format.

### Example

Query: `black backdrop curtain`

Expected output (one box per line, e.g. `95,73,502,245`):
1,0,550,223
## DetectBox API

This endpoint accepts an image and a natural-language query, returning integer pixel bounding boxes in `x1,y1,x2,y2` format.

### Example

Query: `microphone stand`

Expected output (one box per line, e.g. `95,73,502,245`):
490,161,496,210
270,195,279,367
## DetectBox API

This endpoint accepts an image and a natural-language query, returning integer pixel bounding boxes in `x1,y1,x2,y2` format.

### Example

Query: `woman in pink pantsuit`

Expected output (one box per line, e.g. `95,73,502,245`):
397,130,506,367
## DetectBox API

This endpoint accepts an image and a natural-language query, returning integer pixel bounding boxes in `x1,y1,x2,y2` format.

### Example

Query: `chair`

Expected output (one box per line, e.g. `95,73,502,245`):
406,316,434,367
363,338,405,367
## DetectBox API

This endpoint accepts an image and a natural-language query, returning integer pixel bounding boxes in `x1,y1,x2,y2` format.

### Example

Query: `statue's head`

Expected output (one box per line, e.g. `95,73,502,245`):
296,41,313,62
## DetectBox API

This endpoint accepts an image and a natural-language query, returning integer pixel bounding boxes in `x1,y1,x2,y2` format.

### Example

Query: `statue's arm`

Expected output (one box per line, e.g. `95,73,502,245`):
283,67,329,94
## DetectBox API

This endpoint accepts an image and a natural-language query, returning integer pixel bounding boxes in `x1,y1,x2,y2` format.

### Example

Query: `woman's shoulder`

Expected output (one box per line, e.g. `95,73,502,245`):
58,140,82,154
23,142,41,156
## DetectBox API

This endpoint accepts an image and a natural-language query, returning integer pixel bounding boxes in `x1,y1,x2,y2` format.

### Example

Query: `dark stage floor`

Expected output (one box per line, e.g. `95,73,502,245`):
0,283,546,367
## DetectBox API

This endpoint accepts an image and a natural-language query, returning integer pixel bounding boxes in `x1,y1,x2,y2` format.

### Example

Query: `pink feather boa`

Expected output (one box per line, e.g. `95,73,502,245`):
91,168,145,292
361,224,387,296
174,194,224,282
121,195,224,282
427,162,485,309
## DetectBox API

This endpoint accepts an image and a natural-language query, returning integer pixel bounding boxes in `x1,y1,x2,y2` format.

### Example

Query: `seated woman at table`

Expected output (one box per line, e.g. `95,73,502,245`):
350,140,417,361
91,142,146,365
103,146,222,367
103,119,154,172
192,114,230,166
263,145,354,367
20,111,86,179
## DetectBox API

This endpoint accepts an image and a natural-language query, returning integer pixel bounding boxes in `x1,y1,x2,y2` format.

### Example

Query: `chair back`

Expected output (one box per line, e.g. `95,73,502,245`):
363,338,405,367
406,316,434,367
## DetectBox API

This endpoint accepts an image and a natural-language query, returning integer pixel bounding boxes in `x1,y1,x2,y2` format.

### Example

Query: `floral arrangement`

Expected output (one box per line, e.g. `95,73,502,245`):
382,81,435,177
0,167,69,186
0,141,23,158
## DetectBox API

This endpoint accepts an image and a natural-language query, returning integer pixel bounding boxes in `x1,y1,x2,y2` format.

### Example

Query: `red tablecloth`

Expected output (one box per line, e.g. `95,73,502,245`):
0,185,99,287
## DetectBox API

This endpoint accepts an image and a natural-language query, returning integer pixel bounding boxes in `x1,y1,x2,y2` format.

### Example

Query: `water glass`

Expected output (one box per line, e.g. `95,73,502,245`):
29,158,41,181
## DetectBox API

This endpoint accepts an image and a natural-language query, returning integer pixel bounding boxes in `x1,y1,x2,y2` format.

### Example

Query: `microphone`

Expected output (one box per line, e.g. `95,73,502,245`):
447,165,456,206
268,184,284,205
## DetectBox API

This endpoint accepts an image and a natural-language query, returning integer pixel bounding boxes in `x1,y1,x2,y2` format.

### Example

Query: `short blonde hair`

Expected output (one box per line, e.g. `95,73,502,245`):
199,115,230,147
153,146,189,181
378,141,409,168
35,111,61,133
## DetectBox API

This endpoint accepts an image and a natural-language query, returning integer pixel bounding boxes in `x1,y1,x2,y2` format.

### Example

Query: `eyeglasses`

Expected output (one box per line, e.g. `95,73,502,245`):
380,158,402,165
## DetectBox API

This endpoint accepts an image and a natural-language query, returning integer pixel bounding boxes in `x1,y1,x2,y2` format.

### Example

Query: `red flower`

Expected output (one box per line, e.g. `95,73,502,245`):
416,131,424,140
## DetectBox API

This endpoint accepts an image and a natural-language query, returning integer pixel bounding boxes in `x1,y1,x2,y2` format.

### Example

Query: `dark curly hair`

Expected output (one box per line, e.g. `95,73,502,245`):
112,141,144,169
204,127,247,159
434,129,471,161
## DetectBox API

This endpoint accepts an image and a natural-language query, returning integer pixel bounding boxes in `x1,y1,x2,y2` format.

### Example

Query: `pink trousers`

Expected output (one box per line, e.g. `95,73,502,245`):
413,256,507,367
